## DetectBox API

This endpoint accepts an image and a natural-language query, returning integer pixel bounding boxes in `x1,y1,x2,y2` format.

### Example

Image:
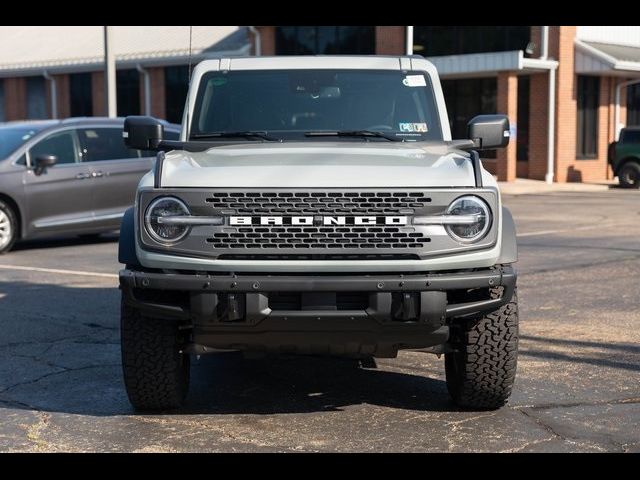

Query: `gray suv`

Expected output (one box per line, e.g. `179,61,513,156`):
0,117,180,253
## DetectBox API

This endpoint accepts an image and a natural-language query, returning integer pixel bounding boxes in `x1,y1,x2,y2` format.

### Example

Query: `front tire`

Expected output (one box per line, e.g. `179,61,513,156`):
120,297,190,410
618,161,640,188
0,200,18,254
445,289,518,410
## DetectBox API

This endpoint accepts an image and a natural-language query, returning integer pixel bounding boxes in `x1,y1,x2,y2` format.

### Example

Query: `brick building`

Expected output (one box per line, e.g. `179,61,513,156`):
1,26,639,183
0,26,250,124
251,26,640,183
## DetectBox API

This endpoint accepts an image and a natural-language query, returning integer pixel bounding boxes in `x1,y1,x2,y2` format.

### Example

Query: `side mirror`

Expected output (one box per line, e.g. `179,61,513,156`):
467,114,510,150
33,154,57,176
123,116,164,150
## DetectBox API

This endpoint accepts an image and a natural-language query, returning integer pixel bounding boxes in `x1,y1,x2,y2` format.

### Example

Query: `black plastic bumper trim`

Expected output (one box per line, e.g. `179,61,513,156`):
119,266,516,321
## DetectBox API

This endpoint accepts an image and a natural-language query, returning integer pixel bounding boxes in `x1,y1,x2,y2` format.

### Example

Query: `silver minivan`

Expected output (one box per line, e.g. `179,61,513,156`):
0,117,180,253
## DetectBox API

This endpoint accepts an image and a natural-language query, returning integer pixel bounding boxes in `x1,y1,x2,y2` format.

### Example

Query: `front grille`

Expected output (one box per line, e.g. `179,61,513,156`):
138,188,499,261
206,225,430,250
205,191,432,215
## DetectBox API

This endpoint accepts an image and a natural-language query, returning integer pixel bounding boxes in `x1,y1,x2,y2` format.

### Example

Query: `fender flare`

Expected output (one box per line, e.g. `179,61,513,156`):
118,207,141,268
497,206,518,264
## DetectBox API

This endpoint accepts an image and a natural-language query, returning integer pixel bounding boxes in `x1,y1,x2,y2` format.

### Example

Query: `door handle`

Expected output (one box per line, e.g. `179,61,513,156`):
92,171,104,178
76,172,90,180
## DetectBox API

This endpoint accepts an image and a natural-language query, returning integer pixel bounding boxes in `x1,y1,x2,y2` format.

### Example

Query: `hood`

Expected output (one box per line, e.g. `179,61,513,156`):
159,142,489,188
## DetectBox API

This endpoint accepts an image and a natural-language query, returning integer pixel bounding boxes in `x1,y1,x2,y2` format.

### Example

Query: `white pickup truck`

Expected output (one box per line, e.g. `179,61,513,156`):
118,55,518,411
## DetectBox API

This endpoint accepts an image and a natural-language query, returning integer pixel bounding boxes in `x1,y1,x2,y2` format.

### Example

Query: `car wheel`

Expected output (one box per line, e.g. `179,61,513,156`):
445,289,518,410
619,161,640,188
0,200,18,254
120,296,190,411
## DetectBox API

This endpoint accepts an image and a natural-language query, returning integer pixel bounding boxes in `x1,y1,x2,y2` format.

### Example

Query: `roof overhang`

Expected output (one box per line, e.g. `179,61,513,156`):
0,47,252,78
575,39,640,76
427,50,558,79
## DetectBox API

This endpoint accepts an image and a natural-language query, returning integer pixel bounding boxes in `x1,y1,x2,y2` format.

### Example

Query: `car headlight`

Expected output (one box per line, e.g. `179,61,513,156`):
444,195,491,243
144,197,191,243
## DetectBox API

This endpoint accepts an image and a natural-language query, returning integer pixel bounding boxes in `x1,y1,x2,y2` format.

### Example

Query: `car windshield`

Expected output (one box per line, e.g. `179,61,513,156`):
0,125,45,158
190,69,444,142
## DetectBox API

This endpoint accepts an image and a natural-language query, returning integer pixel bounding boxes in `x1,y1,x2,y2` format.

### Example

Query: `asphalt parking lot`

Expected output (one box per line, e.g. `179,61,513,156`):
0,188,638,452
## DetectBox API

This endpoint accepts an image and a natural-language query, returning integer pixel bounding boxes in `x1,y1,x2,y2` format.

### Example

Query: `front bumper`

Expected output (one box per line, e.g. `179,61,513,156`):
119,265,516,357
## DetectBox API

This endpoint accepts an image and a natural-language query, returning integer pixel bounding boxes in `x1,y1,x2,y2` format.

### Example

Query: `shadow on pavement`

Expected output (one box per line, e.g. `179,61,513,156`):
0,280,456,417
11,232,119,252
519,334,640,373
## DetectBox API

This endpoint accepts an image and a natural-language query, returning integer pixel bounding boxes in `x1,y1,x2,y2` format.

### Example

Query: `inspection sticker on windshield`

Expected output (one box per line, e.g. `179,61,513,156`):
399,123,428,133
402,75,426,87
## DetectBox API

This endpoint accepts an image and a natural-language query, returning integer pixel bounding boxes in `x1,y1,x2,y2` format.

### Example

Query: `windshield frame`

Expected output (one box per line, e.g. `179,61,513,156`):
188,68,445,143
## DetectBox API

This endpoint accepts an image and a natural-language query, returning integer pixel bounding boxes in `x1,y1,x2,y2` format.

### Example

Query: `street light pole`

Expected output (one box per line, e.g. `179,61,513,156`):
104,26,117,118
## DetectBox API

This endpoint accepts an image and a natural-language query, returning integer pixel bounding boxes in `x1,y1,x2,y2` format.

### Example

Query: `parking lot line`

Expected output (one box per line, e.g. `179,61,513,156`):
517,222,625,238
0,264,118,279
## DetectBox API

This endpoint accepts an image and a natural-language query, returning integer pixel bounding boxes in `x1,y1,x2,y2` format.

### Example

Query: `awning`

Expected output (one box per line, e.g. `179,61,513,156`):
427,50,558,79
575,39,640,75
0,26,251,77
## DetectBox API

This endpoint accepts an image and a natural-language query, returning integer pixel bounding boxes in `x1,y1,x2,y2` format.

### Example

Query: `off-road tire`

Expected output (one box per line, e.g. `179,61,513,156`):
121,297,190,410
445,289,518,410
618,161,640,188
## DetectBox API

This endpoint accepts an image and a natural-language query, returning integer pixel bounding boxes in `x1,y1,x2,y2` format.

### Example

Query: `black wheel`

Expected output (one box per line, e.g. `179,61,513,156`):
618,161,640,188
120,296,190,410
0,200,18,254
445,289,518,410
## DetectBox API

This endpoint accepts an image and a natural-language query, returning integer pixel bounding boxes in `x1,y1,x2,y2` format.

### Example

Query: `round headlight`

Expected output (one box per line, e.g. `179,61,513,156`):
445,195,491,243
144,197,190,243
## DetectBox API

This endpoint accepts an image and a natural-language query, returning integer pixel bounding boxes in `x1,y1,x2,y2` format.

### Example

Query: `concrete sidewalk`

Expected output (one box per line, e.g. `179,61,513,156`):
497,178,617,195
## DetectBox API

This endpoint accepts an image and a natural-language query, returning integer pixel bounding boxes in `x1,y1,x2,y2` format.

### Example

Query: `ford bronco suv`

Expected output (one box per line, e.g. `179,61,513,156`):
118,55,518,411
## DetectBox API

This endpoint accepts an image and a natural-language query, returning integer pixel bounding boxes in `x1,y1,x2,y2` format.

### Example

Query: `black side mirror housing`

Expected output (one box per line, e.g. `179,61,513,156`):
123,116,164,150
33,154,57,176
467,115,510,150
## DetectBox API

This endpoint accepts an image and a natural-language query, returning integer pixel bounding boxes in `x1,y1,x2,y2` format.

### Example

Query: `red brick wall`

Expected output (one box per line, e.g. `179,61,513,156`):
496,72,518,182
148,67,166,119
92,72,105,116
254,27,276,55
4,78,27,120
375,26,405,55
528,72,550,180
54,74,70,119
550,26,578,183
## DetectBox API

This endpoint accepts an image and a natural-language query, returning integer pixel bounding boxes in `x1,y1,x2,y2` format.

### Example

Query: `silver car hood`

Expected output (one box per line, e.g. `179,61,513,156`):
158,142,493,188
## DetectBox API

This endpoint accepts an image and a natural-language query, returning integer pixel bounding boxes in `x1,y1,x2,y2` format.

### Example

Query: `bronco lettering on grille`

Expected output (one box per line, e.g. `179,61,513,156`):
229,216,408,226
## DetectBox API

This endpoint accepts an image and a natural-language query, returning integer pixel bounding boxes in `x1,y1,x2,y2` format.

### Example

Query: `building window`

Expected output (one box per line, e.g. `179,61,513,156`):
164,65,189,124
441,77,497,158
276,26,375,55
117,69,140,117
413,26,530,57
627,83,640,126
26,76,47,119
69,73,93,117
576,76,600,159
0,80,4,122
517,76,530,162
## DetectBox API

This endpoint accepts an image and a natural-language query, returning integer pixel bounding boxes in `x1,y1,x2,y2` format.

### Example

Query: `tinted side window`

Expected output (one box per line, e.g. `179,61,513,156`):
29,131,78,165
622,130,640,144
78,128,139,162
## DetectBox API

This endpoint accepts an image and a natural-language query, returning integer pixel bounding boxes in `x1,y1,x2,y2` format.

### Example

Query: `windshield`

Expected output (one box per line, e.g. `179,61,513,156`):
190,69,443,142
0,125,44,158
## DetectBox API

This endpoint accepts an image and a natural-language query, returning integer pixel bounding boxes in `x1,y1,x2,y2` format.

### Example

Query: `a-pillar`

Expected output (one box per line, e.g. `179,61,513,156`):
496,71,518,182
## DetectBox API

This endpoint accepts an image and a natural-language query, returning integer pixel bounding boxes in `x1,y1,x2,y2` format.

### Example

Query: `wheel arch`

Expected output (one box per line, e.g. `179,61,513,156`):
0,192,23,239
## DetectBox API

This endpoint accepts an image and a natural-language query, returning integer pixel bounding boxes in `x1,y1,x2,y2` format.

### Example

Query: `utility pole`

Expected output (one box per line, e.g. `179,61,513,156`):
104,26,117,117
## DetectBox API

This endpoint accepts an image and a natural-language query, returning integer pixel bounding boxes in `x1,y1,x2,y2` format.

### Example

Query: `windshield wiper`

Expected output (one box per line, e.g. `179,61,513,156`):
191,131,281,142
304,130,403,142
